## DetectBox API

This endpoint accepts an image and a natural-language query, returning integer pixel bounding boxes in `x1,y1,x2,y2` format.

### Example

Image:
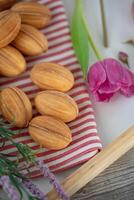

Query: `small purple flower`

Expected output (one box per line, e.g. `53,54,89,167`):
23,179,48,200
36,161,69,200
118,51,129,66
0,176,20,200
88,58,134,102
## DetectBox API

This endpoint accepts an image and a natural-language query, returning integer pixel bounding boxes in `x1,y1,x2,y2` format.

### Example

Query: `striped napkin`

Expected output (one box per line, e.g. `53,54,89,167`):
0,0,102,176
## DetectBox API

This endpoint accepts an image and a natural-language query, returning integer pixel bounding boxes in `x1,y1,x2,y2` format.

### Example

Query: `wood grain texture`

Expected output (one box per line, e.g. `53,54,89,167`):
47,125,134,199
72,148,134,200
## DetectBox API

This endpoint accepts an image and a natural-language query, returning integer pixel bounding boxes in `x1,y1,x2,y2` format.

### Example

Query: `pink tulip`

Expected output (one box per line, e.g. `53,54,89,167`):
87,58,134,102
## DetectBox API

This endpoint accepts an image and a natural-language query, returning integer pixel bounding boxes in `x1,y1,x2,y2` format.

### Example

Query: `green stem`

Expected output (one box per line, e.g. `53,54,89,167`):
77,0,103,60
100,0,109,47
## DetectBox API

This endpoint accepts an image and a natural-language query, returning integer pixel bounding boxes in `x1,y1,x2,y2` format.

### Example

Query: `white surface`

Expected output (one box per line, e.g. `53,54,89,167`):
2,0,134,198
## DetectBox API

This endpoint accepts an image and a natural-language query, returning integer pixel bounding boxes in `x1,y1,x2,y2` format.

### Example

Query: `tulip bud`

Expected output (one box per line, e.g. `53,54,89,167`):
118,51,128,64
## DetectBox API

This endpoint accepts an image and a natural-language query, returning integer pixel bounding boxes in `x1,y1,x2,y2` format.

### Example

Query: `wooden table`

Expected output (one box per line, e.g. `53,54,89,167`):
71,148,134,200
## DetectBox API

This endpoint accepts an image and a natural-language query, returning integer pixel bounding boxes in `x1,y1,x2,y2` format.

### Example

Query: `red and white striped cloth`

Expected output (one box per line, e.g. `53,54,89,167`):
0,0,102,176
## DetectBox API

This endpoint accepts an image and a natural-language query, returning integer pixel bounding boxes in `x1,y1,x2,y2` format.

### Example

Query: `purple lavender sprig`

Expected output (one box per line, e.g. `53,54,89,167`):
0,123,69,200
0,176,20,200
23,179,48,200
36,161,69,200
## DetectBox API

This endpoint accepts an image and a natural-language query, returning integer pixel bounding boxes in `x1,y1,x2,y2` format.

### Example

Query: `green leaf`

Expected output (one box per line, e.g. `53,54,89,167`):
71,0,90,79
12,142,36,164
0,120,36,164
9,175,23,200
28,196,39,200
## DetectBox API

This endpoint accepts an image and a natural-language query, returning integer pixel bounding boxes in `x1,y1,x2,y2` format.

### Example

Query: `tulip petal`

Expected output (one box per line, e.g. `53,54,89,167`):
93,91,114,102
121,85,134,97
103,58,132,87
99,79,120,94
88,61,106,92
